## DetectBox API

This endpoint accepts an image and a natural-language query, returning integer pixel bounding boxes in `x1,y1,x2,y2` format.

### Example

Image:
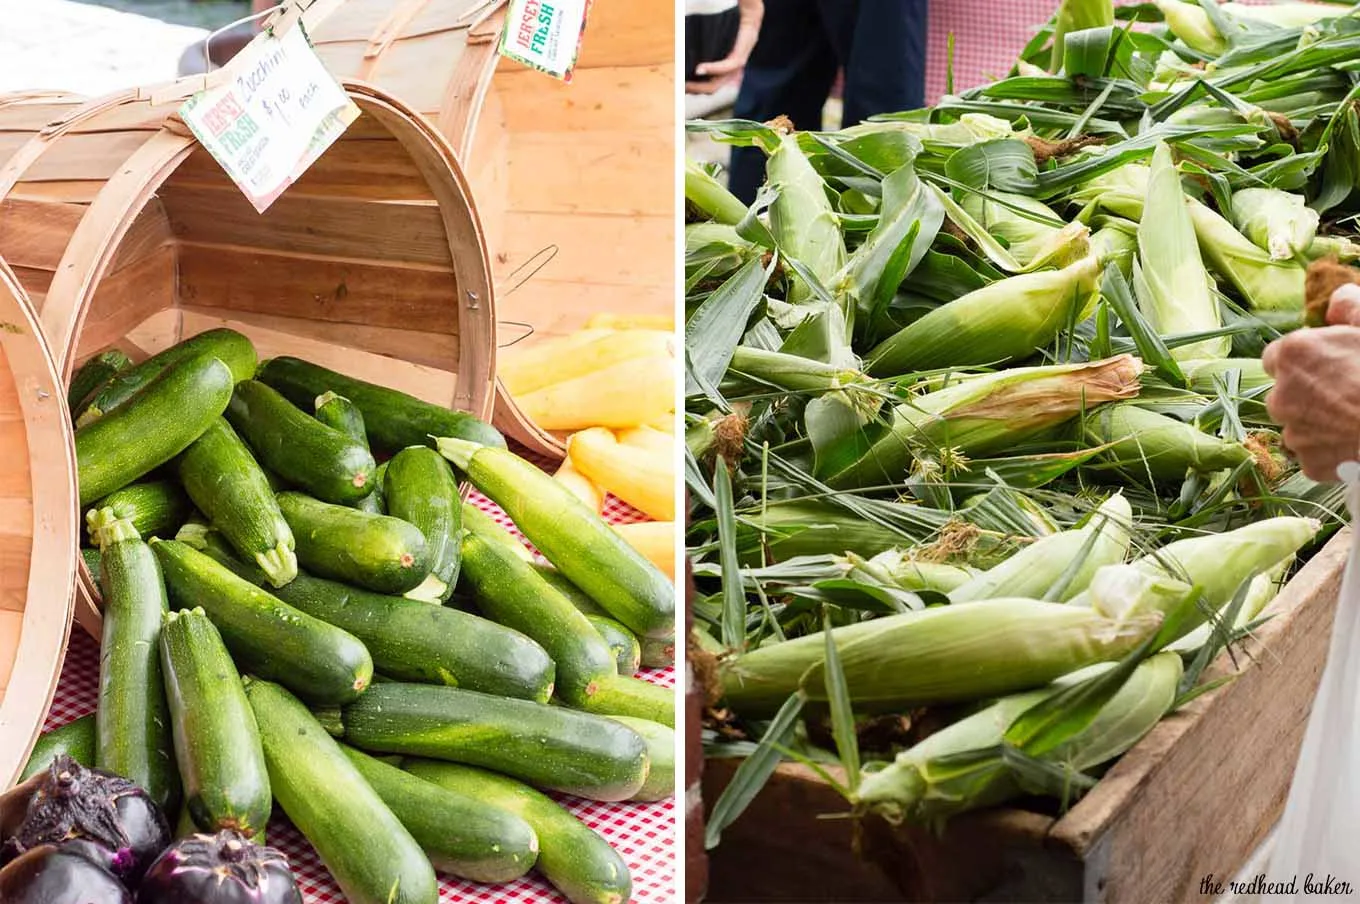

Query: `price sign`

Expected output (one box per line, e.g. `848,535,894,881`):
180,25,360,213
498,0,593,82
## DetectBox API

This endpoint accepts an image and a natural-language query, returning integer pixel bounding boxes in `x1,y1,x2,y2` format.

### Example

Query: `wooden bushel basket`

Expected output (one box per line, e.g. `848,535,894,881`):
300,0,676,458
701,531,1350,904
0,78,497,636
0,256,79,789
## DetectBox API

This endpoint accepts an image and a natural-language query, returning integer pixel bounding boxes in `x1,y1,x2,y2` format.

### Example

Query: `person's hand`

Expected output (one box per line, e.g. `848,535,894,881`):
686,0,764,95
1262,284,1360,482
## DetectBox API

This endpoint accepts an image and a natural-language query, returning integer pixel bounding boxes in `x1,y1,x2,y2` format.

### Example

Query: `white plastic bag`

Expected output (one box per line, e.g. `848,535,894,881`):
1265,461,1360,900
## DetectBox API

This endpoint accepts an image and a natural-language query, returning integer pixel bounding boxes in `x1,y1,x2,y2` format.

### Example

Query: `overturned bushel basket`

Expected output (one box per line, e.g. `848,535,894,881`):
0,82,497,634
302,0,676,457
0,256,79,789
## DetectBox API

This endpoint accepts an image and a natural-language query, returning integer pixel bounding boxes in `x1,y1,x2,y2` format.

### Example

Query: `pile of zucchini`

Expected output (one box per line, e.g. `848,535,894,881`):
59,328,678,904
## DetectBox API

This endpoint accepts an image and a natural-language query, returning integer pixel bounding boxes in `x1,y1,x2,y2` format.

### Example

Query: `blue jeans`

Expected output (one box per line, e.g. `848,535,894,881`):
727,0,928,203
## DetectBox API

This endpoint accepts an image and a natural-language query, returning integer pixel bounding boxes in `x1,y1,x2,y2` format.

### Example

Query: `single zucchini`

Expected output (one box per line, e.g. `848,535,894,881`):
340,745,539,883
245,678,437,904
20,715,95,781
226,380,376,505
96,517,180,814
460,530,616,705
603,717,674,802
438,439,674,638
384,447,461,601
193,531,555,702
640,635,676,669
178,417,297,587
76,355,235,505
404,759,632,904
78,329,256,426
577,675,676,729
159,608,271,841
588,615,641,677
315,392,383,514
86,480,191,547
337,683,648,801
68,349,133,414
277,491,430,594
256,356,506,453
151,539,373,704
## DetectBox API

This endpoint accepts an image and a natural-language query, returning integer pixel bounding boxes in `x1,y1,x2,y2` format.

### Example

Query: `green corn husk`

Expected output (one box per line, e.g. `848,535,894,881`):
1050,0,1115,71
860,550,978,594
824,355,1146,489
1083,404,1251,482
727,346,875,397
1166,555,1291,653
720,596,1164,715
958,191,1086,270
685,158,747,225
1187,200,1306,313
1305,235,1360,263
767,129,845,302
1090,223,1139,279
843,114,1016,151
949,493,1134,604
739,499,953,563
854,651,1182,825
1136,144,1228,361
1229,188,1320,261
1180,357,1273,421
866,255,1101,377
1153,0,1227,55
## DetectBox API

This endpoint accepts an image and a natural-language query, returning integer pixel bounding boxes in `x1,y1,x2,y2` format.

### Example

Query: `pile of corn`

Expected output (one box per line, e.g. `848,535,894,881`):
685,0,1356,839
501,313,677,578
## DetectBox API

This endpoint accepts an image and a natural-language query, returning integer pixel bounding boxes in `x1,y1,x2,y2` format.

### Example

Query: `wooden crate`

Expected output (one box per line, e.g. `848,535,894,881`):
0,76,497,636
702,530,1350,904
0,255,79,789
299,0,676,457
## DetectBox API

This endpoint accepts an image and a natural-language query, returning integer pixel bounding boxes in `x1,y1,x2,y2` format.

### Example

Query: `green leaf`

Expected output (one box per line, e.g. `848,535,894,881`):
944,139,1040,194
714,462,747,651
705,693,806,849
1100,262,1186,387
686,257,771,398
822,608,861,792
844,163,944,331
1063,26,1118,79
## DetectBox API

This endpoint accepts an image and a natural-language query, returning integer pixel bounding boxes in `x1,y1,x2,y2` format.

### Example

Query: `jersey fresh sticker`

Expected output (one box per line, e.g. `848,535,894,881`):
180,25,360,213
498,0,592,82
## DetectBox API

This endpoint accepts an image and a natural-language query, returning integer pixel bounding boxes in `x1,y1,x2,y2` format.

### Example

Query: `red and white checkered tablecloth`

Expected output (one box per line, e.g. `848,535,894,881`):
45,475,676,904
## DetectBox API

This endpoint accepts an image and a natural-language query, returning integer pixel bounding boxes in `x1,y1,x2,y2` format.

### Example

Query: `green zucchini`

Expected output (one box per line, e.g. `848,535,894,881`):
277,491,430,594
337,683,648,801
340,745,539,883
368,460,389,515
193,531,555,702
226,380,377,505
578,675,675,728
256,356,506,453
159,608,271,840
588,616,641,677
315,392,383,514
86,481,191,547
460,530,616,705
640,635,676,669
95,517,180,814
245,678,437,904
178,418,297,588
76,355,235,505
68,349,132,415
81,547,102,584
460,503,532,559
384,447,461,601
404,759,632,904
603,717,674,802
77,329,256,426
439,439,674,638
20,716,95,781
151,539,373,704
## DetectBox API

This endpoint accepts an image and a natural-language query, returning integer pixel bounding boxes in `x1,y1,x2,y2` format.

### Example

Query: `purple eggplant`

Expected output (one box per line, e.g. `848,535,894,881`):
0,843,132,903
137,830,302,904
1,772,45,863
8,755,169,886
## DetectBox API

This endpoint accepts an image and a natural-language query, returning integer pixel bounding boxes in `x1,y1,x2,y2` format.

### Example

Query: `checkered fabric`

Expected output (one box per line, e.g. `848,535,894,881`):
45,454,676,904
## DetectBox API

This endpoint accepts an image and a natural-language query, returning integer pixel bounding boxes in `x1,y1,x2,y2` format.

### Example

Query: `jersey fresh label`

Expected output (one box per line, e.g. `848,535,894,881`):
498,0,592,82
181,25,360,213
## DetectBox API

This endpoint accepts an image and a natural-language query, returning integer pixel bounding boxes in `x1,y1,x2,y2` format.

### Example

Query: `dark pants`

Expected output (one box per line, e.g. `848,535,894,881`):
728,0,928,203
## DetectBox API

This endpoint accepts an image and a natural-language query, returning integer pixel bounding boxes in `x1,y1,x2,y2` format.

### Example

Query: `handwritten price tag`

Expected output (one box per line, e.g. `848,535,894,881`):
180,25,360,213
498,0,593,82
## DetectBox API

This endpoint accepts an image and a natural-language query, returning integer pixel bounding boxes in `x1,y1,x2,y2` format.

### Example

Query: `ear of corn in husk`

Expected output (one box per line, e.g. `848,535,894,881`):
842,114,1017,151
721,591,1163,715
854,651,1181,825
958,191,1089,269
1186,199,1306,313
727,346,876,399
1230,188,1320,261
1090,222,1139,279
823,355,1146,489
1136,144,1229,361
1166,555,1291,653
1083,403,1251,483
860,551,977,594
686,157,748,226
1050,0,1116,71
1305,235,1360,263
949,493,1134,603
740,498,954,564
767,128,845,302
1154,0,1228,55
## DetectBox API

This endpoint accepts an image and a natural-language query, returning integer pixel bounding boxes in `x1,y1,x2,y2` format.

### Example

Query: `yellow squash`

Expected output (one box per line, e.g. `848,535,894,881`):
568,427,674,520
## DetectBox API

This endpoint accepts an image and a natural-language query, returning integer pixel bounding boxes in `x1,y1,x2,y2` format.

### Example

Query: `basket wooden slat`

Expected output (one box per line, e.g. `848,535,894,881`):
0,78,497,637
